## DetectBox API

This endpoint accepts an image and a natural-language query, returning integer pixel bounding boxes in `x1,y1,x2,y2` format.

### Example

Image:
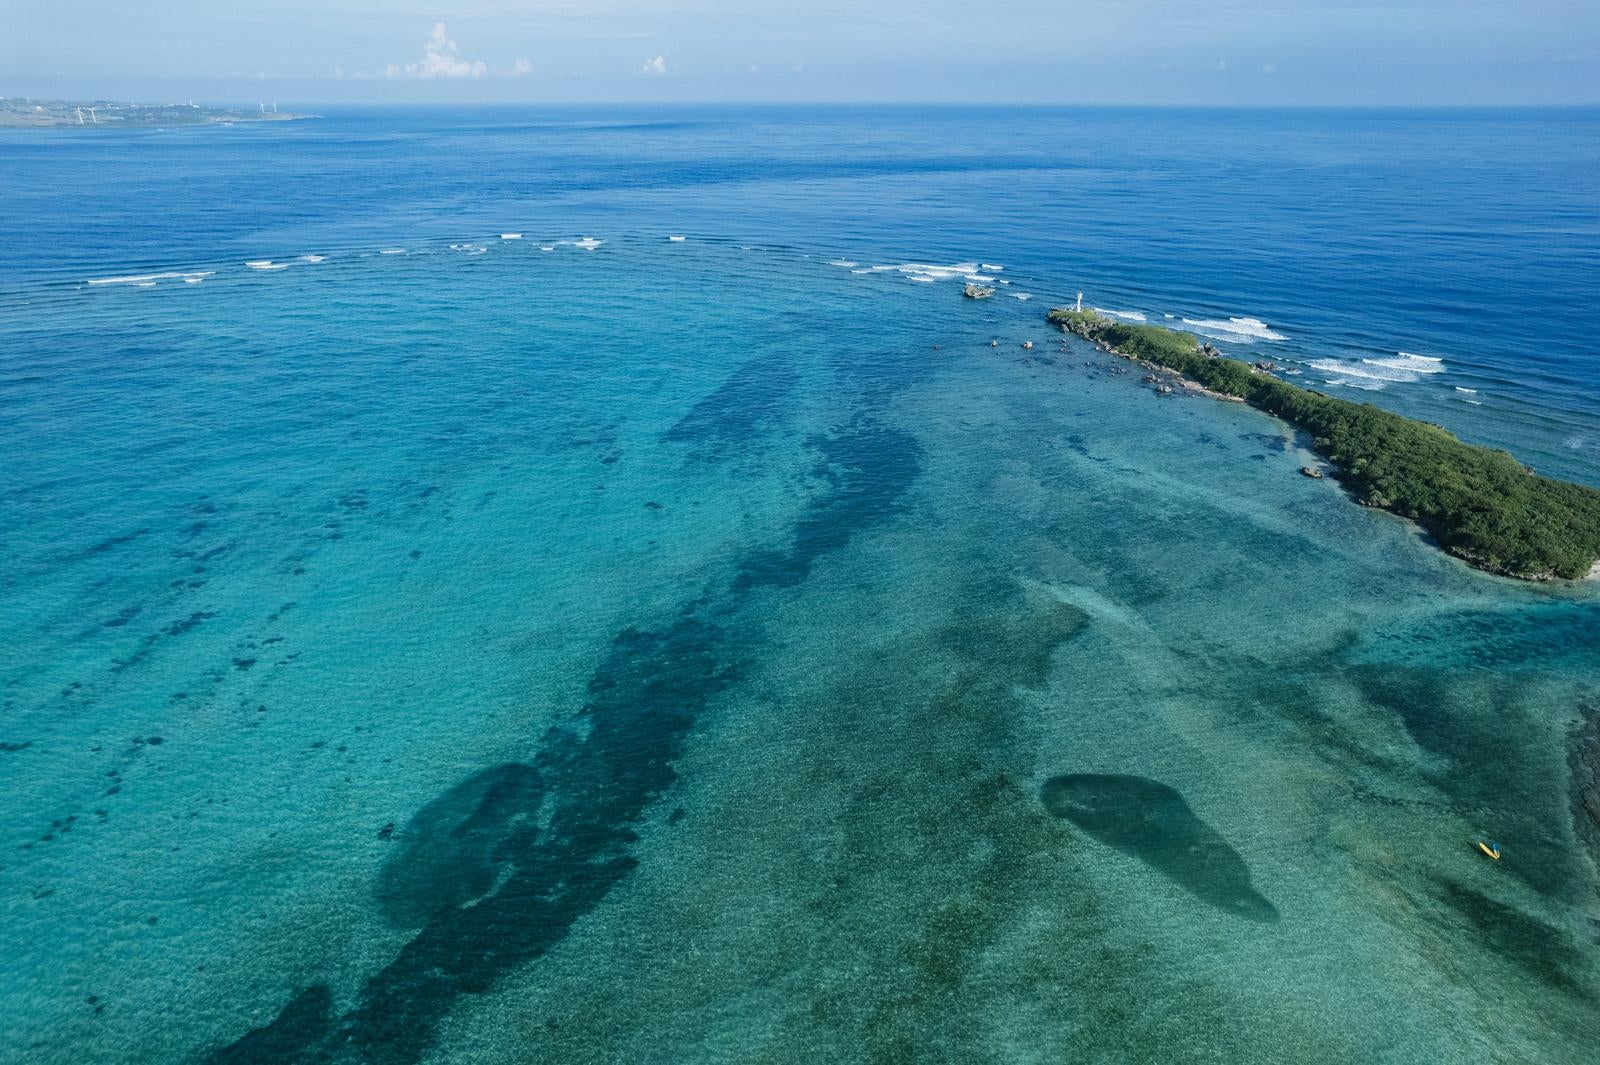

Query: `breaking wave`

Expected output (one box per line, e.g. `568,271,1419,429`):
1307,351,1446,389
1181,316,1288,342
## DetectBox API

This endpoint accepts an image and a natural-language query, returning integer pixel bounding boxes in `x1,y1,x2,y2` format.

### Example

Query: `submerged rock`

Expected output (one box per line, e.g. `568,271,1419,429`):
1040,773,1278,922
1300,466,1325,479
963,283,995,299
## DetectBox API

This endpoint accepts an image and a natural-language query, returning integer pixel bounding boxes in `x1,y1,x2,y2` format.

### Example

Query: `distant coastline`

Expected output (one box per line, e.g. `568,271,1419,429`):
0,98,312,129
1050,308,1600,581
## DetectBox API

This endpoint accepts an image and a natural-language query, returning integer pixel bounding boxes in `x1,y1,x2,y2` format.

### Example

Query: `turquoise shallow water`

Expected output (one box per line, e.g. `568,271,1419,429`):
2,109,1599,1064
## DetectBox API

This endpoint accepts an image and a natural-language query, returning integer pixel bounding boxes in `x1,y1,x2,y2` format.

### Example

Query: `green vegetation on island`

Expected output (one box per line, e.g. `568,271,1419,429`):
1049,308,1600,580
0,98,310,129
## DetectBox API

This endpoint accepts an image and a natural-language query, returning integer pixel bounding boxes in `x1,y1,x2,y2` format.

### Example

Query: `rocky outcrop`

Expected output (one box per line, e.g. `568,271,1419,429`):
963,283,995,299
1300,466,1325,479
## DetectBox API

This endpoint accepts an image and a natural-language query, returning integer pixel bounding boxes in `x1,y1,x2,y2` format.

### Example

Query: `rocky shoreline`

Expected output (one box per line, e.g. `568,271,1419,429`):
1079,331,1245,404
1048,307,1600,581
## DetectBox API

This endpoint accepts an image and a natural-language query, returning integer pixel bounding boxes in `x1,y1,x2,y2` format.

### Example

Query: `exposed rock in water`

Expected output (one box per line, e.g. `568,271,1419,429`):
963,283,995,299
1300,466,1325,479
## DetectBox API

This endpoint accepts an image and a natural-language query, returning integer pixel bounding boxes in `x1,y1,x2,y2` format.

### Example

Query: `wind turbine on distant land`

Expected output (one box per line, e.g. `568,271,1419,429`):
87,107,98,123
75,107,85,125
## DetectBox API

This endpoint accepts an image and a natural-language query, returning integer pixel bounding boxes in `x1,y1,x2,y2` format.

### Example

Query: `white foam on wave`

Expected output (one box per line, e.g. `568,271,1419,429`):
540,245,556,252
246,260,290,271
1181,316,1288,342
1013,293,1032,301
1366,352,1444,374
1093,308,1147,322
1455,386,1478,394
87,270,214,286
868,261,983,284
501,233,523,241
299,254,326,263
380,248,407,255
573,237,604,251
964,274,996,283
1320,376,1388,392
668,235,687,242
980,263,1004,272
827,259,859,268
1308,351,1446,388
1309,360,1407,386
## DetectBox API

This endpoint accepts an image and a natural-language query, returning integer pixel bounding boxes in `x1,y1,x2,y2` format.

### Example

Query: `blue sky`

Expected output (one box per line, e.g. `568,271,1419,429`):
2,1,1597,105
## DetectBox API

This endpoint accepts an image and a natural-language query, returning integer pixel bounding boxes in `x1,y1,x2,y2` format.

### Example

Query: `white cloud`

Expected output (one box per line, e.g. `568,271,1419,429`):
385,23,488,79
510,58,532,78
638,54,668,76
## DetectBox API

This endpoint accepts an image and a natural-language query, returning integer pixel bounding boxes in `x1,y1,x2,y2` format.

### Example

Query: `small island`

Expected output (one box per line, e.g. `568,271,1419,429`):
1050,308,1600,581
0,98,311,129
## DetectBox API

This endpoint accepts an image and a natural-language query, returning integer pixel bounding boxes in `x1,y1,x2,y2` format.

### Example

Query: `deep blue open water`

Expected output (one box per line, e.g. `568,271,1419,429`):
1,106,1598,1063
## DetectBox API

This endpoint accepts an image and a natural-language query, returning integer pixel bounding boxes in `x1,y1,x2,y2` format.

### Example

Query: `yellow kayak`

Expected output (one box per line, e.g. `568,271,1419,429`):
1476,840,1502,860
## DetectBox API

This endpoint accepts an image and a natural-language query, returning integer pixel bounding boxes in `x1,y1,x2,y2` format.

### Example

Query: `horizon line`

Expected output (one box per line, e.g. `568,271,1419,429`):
6,96,1600,111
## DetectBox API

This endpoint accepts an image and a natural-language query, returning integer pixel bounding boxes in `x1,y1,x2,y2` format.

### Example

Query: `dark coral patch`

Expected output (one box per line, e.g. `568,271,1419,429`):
1041,773,1278,922
375,764,544,928
164,612,218,637
103,606,142,628
664,350,799,452
206,985,334,1065
735,423,921,592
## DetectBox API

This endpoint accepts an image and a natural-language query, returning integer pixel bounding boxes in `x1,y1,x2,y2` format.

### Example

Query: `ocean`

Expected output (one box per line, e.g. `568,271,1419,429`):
1,105,1597,1063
